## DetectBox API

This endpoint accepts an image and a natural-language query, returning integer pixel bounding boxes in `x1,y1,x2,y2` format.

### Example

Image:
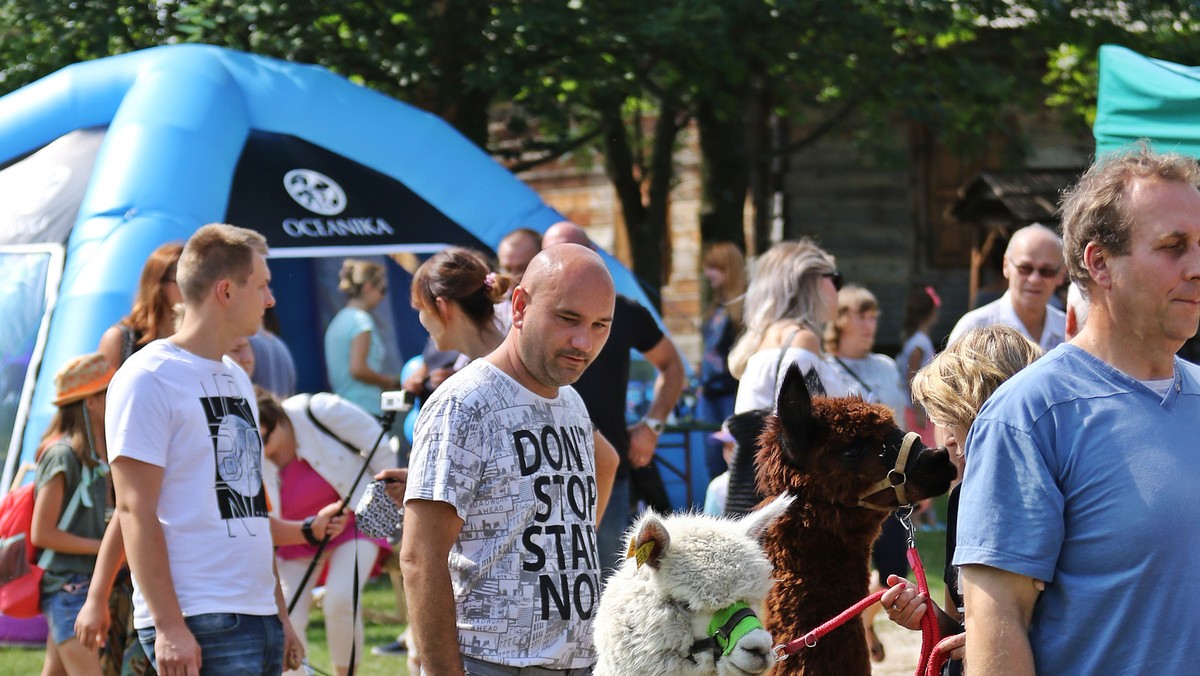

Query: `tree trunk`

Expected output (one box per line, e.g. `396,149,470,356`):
413,0,493,147
594,94,685,309
697,96,750,252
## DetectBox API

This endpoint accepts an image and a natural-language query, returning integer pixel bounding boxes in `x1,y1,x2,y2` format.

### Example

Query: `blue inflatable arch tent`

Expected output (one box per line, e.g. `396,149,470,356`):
0,44,660,489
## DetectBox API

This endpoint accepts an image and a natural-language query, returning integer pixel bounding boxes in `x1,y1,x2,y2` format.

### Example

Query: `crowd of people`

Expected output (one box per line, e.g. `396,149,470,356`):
18,143,1200,675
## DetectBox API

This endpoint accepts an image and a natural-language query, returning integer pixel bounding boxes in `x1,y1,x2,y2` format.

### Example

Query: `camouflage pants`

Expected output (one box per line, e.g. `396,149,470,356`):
100,569,154,676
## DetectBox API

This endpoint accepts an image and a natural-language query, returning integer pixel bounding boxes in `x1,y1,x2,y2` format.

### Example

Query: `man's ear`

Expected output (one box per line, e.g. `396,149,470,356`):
1083,242,1111,290
214,278,233,305
510,286,529,329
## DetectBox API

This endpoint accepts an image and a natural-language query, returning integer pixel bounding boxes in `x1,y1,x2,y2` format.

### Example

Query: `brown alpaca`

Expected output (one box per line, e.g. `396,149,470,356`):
752,364,956,676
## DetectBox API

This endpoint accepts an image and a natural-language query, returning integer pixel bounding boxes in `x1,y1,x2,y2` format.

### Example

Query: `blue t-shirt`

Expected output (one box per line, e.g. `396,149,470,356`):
955,344,1200,673
324,306,385,414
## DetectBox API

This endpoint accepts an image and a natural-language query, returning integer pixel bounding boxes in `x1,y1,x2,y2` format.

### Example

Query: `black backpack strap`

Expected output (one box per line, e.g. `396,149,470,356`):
305,397,364,457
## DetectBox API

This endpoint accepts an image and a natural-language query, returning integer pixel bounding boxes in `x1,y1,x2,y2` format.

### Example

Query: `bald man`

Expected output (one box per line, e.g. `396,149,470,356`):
950,224,1067,350
543,221,686,579
399,244,618,676
497,227,542,287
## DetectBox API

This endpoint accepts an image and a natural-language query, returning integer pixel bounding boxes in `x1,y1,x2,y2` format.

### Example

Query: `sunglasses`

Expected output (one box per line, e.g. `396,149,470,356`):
822,271,844,291
1008,260,1061,279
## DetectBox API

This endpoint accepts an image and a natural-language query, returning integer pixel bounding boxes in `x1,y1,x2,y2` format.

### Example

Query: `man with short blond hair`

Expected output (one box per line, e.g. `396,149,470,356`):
956,147,1200,674
108,223,303,674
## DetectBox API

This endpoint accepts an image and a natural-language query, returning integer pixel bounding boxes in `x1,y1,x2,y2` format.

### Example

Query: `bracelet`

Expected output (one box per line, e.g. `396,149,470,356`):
643,417,665,435
301,516,321,546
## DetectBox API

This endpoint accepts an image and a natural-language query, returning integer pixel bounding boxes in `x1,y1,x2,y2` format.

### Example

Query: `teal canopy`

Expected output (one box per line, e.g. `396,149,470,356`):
1096,45,1200,158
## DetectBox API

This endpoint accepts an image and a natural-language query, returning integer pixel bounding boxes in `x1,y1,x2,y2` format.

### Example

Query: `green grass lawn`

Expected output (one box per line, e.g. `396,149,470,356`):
0,576,410,676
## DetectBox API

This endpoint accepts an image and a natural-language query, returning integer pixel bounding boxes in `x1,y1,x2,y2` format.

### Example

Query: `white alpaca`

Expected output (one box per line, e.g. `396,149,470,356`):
594,495,793,676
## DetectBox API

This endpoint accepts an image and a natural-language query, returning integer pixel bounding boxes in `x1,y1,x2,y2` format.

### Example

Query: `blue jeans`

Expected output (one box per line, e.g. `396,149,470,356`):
596,476,632,581
137,613,284,675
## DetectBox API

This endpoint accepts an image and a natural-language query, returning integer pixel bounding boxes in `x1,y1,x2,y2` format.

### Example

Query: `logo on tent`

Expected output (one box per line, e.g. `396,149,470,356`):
283,169,347,216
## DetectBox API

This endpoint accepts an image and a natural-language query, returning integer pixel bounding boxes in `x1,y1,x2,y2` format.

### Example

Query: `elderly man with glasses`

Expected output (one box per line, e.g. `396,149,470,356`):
949,223,1067,350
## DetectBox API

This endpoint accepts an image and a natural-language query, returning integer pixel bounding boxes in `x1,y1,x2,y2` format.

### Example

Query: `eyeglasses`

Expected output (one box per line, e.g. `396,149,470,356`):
1008,259,1061,279
822,271,844,291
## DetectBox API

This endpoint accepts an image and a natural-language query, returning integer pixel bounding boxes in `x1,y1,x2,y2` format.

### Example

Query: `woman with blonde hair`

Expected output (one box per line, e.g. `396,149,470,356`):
824,284,910,662
729,238,849,412
824,284,908,416
324,259,399,415
97,243,183,368
881,324,1042,675
698,242,746,478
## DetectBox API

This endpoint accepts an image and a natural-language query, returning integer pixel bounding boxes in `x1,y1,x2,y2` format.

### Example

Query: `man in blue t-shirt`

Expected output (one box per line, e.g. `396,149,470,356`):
955,146,1200,674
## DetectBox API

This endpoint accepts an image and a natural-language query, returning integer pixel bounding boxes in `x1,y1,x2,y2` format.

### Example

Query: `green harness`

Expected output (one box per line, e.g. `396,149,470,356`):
689,601,765,662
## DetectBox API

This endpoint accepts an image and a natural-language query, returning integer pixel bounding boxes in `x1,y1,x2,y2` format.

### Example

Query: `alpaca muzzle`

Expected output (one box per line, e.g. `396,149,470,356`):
856,431,920,510
689,601,764,663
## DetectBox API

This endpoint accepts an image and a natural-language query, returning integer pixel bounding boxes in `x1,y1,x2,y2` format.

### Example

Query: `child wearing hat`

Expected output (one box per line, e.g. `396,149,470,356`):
31,352,114,676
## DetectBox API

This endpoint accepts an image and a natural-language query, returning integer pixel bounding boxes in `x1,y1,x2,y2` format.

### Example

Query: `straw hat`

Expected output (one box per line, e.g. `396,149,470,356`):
53,353,115,407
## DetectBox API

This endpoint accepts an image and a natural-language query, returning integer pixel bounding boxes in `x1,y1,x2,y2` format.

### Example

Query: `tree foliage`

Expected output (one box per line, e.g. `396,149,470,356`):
1,1,1198,290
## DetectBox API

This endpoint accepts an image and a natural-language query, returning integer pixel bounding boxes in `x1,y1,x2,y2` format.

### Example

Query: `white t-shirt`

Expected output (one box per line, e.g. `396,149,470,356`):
829,353,909,423
106,340,277,629
405,360,599,669
949,291,1065,351
735,346,851,413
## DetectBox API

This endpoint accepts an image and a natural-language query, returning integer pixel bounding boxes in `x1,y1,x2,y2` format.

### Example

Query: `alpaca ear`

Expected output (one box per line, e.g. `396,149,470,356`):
776,363,817,465
627,513,671,570
740,493,794,543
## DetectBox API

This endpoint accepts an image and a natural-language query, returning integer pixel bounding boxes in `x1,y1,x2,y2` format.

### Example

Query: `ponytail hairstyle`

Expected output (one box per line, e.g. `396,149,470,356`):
337,259,387,299
411,247,512,332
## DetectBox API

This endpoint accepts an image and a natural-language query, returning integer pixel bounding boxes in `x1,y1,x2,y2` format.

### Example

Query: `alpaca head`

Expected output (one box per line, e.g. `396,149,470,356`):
595,495,793,676
758,363,956,512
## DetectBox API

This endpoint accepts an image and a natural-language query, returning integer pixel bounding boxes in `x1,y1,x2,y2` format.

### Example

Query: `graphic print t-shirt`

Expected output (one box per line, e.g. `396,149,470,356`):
405,360,600,669
106,340,277,629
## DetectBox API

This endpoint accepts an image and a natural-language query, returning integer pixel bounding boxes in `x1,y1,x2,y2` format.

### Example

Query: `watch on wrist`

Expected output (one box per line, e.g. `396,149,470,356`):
301,516,321,546
643,417,665,435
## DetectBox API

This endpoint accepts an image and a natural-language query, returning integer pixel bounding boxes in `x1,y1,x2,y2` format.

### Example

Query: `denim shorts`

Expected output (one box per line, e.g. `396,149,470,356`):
137,613,284,675
40,574,91,645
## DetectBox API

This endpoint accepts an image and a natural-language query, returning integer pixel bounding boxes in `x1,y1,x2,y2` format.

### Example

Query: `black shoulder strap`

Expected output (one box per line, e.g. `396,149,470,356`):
305,398,364,456
832,355,873,394
118,325,136,365
774,328,802,381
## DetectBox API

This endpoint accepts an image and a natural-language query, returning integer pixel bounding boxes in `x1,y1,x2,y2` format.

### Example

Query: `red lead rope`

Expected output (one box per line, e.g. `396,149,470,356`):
773,509,946,676
908,537,947,676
